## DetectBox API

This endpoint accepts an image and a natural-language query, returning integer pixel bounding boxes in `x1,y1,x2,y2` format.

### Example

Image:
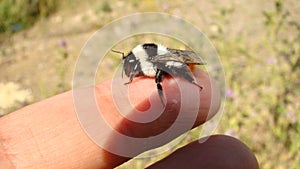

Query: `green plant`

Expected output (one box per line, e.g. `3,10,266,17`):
262,0,300,168
0,0,58,33
96,1,112,13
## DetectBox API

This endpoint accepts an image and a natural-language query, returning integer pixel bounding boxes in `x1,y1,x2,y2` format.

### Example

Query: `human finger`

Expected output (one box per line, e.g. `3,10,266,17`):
147,135,259,169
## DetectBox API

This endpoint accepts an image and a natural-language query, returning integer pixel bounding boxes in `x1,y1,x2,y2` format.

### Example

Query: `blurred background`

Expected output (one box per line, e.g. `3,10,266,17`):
0,0,299,168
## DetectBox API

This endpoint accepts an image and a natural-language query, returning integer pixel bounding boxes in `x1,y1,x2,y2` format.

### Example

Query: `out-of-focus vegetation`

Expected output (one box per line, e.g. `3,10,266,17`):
0,0,299,168
0,0,58,33
213,1,300,168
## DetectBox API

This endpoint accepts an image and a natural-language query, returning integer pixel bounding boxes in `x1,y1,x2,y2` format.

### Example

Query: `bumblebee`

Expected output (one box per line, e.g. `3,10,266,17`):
112,43,205,106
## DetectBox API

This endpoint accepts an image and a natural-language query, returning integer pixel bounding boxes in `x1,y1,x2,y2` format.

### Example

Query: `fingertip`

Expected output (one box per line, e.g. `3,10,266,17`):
147,135,259,169
94,69,222,167
190,68,221,125
96,68,220,136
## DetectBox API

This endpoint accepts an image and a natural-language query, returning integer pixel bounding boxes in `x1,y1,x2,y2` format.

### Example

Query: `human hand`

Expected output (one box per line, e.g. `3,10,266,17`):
0,69,258,168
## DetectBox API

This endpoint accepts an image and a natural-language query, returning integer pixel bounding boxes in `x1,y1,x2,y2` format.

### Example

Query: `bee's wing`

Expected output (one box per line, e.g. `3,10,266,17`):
150,49,206,65
167,48,206,65
149,53,183,63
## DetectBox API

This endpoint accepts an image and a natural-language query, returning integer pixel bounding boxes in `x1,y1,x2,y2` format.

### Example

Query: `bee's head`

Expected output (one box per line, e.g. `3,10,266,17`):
111,49,138,77
122,52,138,77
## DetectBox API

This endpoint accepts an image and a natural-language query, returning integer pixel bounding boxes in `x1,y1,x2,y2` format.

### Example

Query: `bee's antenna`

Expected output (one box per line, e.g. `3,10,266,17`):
111,49,125,59
111,49,125,78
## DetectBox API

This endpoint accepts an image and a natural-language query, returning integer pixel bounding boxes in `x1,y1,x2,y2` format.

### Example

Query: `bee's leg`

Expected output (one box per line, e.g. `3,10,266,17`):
185,77,203,91
192,81,203,91
155,69,165,106
124,63,139,85
176,68,203,91
124,73,134,85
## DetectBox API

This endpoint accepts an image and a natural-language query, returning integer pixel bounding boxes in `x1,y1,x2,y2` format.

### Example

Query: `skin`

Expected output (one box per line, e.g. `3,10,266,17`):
0,69,259,169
